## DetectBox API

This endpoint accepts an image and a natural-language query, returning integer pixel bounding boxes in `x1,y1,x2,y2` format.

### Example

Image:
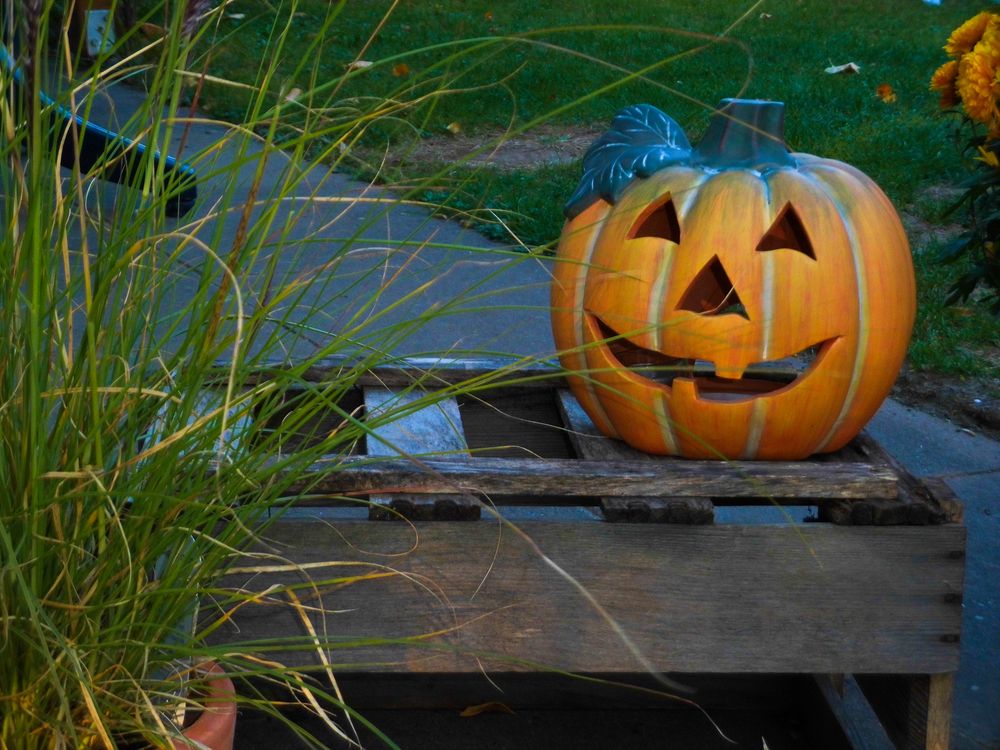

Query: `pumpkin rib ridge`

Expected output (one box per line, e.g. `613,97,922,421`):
647,234,680,454
798,163,874,452
648,170,710,454
556,201,620,437
741,398,768,459
648,170,713,452
757,171,778,364
803,161,913,452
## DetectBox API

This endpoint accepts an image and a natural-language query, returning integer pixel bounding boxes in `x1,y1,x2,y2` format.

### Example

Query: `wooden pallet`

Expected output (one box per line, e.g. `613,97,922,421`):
221,358,965,750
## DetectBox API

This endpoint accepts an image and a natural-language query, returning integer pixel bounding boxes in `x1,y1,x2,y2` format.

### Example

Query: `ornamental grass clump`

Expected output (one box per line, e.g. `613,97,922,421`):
0,1,548,747
931,11,1000,312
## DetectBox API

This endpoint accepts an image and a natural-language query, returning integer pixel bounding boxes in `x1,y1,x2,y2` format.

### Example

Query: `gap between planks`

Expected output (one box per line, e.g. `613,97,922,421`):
363,386,480,520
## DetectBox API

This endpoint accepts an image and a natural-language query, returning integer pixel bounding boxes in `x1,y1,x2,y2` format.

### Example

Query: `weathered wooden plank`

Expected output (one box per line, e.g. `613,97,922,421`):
289,455,899,501
363,387,479,521
920,479,964,525
821,498,932,526
926,673,956,750
600,497,715,524
812,675,895,750
555,389,652,463
219,521,965,675
820,434,963,526
239,356,566,389
557,390,715,524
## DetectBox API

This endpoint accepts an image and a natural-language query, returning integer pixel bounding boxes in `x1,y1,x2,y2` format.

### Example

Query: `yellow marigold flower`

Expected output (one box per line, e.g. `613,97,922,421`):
972,16,1000,67
976,17,1000,65
931,60,960,108
946,11,996,57
957,51,1000,125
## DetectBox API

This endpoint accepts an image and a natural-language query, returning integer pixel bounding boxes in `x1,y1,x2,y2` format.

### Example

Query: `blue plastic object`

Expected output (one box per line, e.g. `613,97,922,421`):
0,44,198,216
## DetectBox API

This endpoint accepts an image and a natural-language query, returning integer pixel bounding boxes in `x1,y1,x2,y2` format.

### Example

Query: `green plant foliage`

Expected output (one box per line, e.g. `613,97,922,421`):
911,243,1000,376
923,9,1000,314
933,138,1000,314
0,2,559,747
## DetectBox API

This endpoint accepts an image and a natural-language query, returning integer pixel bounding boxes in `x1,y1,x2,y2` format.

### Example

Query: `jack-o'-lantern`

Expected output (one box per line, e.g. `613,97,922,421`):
552,99,915,459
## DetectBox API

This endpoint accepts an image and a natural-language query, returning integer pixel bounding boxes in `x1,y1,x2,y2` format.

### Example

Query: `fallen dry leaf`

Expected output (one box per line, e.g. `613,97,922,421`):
445,121,463,135
346,60,373,71
284,88,302,103
825,62,861,75
392,63,411,77
876,83,897,103
460,702,514,718
139,22,166,38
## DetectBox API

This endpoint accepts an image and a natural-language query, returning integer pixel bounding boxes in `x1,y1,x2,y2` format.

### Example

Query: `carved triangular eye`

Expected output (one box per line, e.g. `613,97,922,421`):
756,203,815,259
629,194,681,243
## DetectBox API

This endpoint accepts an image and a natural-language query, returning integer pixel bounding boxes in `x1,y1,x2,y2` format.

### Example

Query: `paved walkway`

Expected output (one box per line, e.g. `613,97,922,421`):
88,82,999,749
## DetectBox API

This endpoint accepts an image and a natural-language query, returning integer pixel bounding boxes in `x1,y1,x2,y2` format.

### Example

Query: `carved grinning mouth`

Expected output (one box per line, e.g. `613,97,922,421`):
590,314,837,402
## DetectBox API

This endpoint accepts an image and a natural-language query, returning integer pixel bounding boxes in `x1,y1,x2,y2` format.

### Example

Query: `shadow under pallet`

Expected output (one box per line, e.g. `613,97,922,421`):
220,358,965,750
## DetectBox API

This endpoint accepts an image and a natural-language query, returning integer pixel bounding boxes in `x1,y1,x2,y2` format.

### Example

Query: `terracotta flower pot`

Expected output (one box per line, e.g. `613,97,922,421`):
172,662,236,750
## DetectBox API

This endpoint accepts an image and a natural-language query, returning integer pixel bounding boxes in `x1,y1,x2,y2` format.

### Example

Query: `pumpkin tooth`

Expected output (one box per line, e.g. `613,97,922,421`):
713,362,747,380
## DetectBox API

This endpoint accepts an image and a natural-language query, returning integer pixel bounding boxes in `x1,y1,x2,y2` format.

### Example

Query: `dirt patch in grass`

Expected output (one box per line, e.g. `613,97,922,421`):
895,184,1000,442
893,365,1000,442
899,210,963,252
376,124,602,171
901,184,964,252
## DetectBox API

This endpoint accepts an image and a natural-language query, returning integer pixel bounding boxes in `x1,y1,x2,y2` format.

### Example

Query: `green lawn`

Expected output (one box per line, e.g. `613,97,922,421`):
172,0,998,377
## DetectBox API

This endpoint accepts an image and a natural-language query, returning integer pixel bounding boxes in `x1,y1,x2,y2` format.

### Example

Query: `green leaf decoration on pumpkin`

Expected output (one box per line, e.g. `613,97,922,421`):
563,104,693,219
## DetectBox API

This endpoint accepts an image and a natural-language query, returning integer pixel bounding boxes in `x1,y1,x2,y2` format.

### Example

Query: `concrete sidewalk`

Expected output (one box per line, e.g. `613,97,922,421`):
89,82,999,749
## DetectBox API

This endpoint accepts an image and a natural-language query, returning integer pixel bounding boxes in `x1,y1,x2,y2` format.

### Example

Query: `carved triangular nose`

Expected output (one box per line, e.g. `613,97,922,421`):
677,256,749,319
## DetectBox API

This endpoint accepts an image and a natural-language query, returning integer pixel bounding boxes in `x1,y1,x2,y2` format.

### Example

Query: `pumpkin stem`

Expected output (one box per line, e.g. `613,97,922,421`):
695,99,795,170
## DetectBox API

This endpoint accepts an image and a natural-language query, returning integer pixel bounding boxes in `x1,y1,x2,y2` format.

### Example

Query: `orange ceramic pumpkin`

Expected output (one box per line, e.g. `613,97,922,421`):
552,99,915,459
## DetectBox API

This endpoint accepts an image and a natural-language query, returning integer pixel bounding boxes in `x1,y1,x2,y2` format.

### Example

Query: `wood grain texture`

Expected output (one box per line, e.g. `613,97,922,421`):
921,479,964,525
219,520,965,675
600,497,715,524
926,673,955,750
291,454,899,501
819,433,963,526
558,390,715,524
812,675,895,750
242,357,564,389
363,388,479,521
